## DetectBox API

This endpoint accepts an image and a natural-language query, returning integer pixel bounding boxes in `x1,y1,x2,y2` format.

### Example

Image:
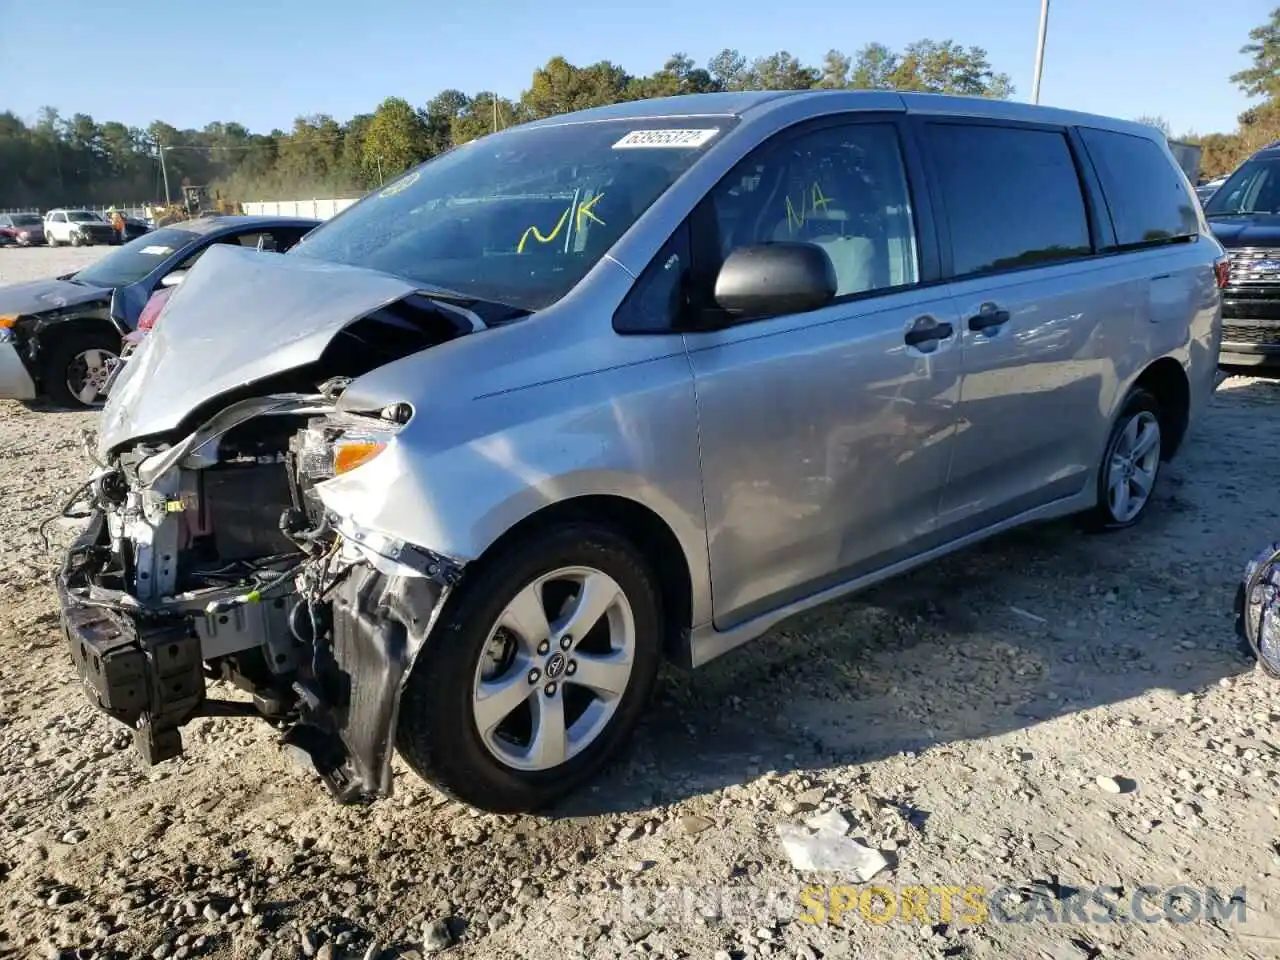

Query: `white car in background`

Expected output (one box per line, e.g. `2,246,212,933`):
43,209,117,247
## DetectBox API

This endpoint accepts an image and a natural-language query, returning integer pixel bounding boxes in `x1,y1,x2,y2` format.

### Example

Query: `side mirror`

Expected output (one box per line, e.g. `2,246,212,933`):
713,242,837,319
160,269,187,288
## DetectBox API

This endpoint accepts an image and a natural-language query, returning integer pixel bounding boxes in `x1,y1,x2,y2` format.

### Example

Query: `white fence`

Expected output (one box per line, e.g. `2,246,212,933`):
241,198,360,220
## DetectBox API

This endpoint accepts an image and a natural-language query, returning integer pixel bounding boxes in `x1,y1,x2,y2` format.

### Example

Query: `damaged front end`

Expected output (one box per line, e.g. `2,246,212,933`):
57,388,464,802
51,244,505,802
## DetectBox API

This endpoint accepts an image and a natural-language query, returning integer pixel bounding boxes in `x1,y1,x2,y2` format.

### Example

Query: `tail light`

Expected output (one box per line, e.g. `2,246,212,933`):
1215,257,1231,289
136,287,173,333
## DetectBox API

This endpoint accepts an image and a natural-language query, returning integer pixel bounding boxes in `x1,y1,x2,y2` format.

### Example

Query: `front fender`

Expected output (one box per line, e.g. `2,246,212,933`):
314,350,713,628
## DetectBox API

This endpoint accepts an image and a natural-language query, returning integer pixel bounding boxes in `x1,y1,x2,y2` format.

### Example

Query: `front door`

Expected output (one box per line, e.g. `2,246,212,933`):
682,117,962,628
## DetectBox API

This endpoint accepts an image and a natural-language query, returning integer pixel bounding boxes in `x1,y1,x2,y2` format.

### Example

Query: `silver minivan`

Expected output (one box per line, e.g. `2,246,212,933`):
58,91,1225,813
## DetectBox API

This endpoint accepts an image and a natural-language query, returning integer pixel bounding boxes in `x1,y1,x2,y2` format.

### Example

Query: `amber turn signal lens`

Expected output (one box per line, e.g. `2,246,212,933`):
333,441,387,475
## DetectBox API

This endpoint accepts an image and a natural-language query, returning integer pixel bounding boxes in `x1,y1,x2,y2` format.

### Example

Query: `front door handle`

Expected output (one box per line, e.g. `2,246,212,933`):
904,317,954,347
968,302,1011,332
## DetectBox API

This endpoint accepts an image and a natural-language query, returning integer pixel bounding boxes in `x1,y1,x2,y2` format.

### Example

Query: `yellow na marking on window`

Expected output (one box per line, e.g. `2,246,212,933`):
516,193,607,253
786,182,834,234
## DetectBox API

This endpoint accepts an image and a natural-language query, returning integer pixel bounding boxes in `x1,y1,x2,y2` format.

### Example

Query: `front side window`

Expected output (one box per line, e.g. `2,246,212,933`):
697,122,920,298
50,212,66,223
68,211,102,223
70,227,199,287
925,123,1092,278
1203,154,1280,218
1079,127,1199,246
290,119,735,311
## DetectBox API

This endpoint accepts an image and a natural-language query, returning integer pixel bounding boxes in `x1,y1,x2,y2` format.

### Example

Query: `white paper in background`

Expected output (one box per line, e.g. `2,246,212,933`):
612,128,721,149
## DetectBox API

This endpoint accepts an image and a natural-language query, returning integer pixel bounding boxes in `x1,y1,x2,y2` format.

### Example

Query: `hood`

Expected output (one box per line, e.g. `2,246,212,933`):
98,243,419,455
1208,215,1280,249
0,277,107,317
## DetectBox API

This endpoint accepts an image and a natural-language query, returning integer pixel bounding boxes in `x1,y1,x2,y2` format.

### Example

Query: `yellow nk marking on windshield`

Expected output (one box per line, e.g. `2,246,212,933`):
786,182,834,234
516,194,607,253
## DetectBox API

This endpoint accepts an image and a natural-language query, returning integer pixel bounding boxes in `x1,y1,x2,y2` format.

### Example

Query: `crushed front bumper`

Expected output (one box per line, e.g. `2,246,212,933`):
55,510,205,763
55,508,461,803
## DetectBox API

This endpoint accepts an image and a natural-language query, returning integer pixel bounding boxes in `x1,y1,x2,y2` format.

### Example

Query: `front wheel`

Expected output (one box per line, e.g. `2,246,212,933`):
42,328,122,409
396,524,663,812
46,233,58,248
1082,387,1163,531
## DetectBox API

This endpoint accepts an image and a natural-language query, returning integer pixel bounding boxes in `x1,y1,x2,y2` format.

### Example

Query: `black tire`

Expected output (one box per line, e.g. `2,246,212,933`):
1081,387,1163,532
396,523,663,812
46,233,58,248
41,327,122,409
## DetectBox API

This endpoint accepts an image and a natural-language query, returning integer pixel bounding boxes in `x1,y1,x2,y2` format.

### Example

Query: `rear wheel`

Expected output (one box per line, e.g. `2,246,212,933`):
42,328,122,409
396,524,663,812
1082,387,1163,531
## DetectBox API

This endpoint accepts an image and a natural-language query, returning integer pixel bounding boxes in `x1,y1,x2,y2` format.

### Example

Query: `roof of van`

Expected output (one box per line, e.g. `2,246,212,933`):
516,90,1160,140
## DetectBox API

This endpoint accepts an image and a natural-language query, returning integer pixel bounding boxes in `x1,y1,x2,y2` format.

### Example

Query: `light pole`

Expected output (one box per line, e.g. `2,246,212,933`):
158,143,172,205
1031,0,1051,104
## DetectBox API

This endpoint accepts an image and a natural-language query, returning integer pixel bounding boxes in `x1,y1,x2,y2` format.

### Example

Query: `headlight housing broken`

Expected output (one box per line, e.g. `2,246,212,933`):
292,403,413,487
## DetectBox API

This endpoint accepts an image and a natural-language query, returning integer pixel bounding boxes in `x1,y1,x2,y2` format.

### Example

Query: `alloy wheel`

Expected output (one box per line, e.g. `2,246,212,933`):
472,565,636,772
66,348,119,407
1106,410,1161,523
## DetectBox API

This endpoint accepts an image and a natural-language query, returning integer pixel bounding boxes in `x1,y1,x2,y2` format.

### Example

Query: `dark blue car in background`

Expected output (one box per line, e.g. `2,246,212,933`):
0,215,320,407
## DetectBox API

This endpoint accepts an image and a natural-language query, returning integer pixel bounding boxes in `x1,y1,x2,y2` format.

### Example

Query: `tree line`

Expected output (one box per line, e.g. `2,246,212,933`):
1182,6,1280,177
0,41,1011,209
6,12,1280,211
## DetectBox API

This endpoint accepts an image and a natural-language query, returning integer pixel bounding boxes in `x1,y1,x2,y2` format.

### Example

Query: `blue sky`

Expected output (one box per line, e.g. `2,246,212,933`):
0,0,1266,137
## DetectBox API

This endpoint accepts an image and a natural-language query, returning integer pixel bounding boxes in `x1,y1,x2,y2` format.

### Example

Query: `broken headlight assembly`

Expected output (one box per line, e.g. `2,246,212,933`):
292,403,413,501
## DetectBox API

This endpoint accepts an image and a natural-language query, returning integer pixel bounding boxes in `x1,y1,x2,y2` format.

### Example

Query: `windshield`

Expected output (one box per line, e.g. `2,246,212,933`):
68,211,103,222
290,118,736,311
1204,157,1280,216
71,227,198,287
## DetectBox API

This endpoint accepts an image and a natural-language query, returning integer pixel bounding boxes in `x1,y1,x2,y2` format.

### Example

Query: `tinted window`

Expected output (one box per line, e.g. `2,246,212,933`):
11,214,41,226
291,119,735,311
1203,155,1280,218
50,212,65,223
698,123,919,299
1079,128,1198,245
926,124,1091,277
68,211,102,222
70,227,199,287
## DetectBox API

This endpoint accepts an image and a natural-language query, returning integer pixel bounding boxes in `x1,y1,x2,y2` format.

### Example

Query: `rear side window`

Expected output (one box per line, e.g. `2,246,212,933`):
1078,127,1199,247
925,123,1091,278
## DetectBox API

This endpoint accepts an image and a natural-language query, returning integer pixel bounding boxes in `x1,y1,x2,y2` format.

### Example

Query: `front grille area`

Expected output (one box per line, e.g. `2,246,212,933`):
1223,323,1280,346
1228,247,1280,284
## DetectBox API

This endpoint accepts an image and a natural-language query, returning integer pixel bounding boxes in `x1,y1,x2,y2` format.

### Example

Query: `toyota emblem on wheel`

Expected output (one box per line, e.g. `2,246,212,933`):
544,652,567,679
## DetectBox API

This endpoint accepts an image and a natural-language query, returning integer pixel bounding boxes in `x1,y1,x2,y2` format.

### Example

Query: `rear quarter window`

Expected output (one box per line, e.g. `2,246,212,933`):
924,123,1092,278
1078,127,1199,248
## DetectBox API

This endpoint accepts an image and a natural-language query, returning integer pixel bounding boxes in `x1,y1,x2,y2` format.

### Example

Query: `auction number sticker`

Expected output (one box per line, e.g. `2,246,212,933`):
612,128,721,149
379,170,421,198
139,245,173,256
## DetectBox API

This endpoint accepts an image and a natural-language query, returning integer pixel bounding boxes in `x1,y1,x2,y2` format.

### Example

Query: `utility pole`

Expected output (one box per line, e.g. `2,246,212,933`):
1031,0,1051,105
492,96,497,134
158,142,172,205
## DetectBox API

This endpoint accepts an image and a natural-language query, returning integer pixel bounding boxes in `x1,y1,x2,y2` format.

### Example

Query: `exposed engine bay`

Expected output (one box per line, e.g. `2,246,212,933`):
54,287,491,803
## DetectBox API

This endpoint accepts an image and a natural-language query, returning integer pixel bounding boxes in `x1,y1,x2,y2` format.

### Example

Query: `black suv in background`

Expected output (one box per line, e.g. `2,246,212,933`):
1205,141,1280,375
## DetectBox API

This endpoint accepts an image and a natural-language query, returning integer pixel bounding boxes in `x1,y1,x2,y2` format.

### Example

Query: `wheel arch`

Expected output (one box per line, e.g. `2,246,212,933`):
1131,355,1191,460
460,493,697,667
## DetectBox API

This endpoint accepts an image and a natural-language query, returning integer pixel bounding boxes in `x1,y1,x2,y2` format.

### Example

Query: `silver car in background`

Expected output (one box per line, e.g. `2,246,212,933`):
59,90,1224,813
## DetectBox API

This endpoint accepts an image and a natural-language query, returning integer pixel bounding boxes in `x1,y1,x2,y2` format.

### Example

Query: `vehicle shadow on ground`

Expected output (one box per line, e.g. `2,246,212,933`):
552,380,1267,817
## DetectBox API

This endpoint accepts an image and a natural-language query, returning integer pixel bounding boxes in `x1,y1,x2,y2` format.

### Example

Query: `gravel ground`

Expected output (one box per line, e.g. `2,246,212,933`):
2,247,1280,960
